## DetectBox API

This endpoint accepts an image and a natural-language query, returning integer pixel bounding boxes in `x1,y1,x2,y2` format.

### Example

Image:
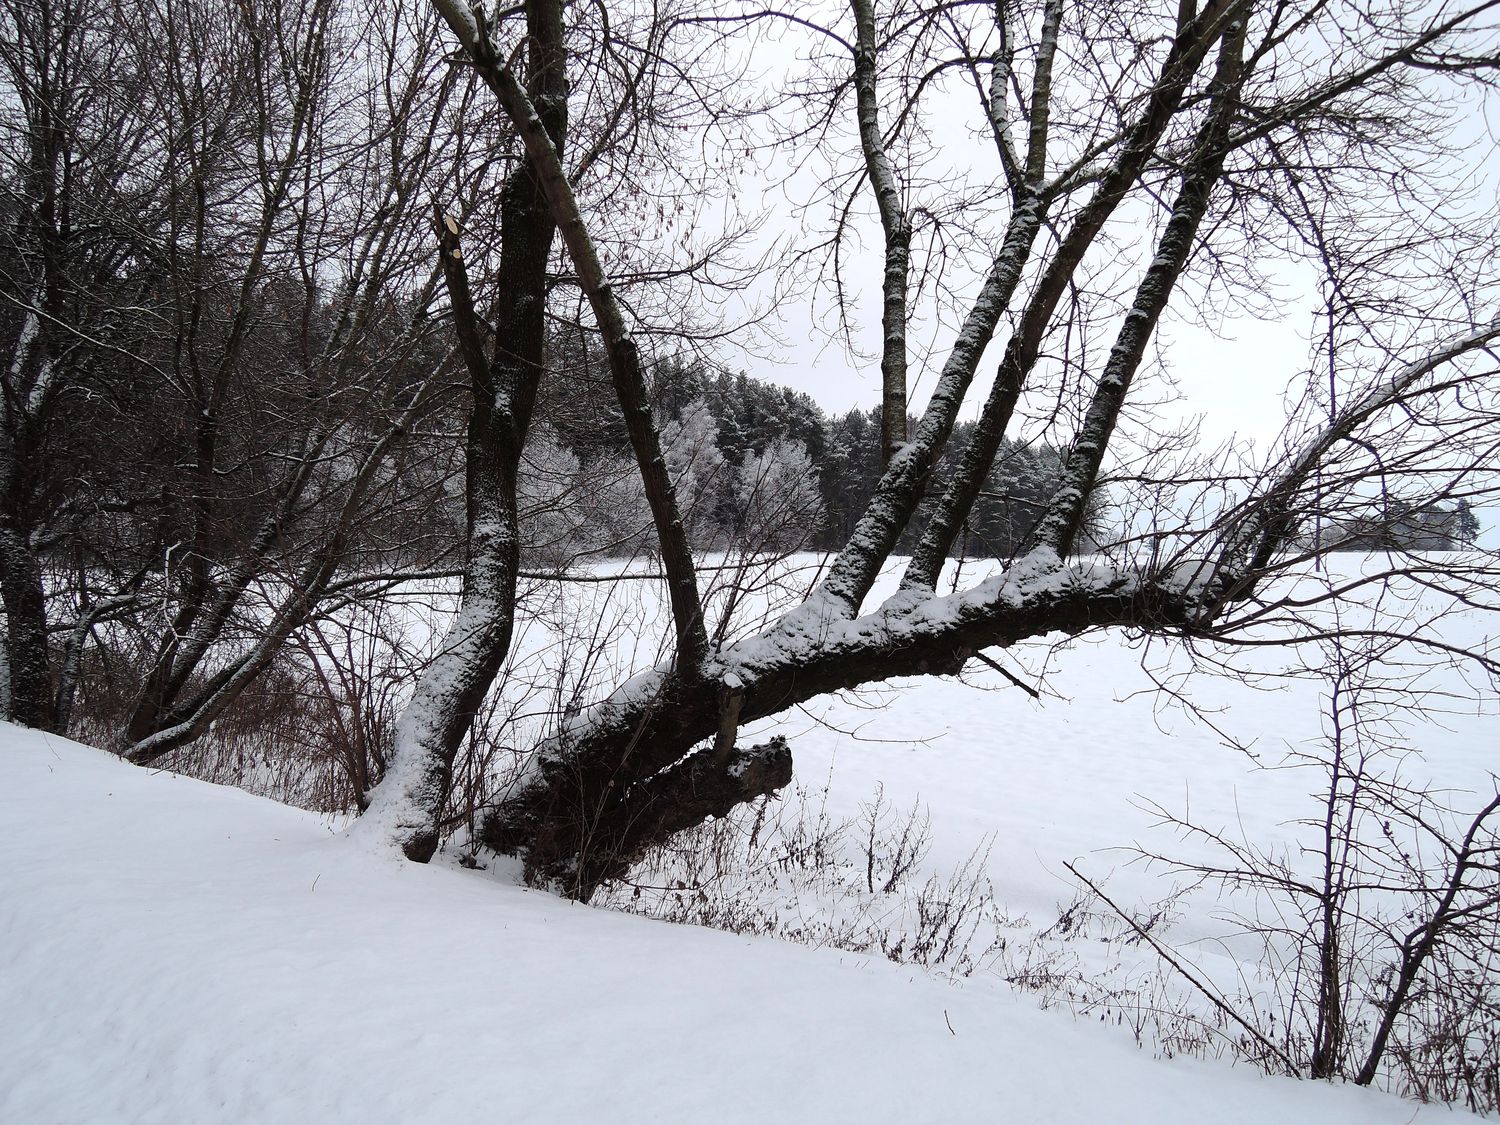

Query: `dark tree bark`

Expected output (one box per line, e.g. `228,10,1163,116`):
0,502,54,729
483,562,1200,893
355,0,570,860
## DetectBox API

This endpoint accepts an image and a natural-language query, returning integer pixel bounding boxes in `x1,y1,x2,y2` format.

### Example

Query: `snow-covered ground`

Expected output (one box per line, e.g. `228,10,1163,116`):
0,717,1487,1122
4,556,1495,1121
782,619,1498,922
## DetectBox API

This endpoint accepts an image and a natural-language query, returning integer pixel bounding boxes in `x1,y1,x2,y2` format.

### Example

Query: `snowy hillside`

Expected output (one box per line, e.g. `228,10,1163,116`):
0,722,1483,1123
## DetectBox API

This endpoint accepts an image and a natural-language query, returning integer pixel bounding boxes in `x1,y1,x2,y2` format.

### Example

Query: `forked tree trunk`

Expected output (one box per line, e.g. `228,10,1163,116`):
361,0,1500,899
354,0,567,860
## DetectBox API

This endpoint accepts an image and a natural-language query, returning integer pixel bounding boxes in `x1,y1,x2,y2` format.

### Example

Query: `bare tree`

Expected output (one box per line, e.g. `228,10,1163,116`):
296,0,1500,897
0,0,161,729
0,0,512,758
357,0,765,857
110,0,477,765
1103,628,1500,1105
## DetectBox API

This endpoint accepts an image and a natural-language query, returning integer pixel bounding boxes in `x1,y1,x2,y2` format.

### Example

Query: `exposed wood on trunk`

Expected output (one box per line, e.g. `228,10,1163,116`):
434,208,490,385
710,676,746,770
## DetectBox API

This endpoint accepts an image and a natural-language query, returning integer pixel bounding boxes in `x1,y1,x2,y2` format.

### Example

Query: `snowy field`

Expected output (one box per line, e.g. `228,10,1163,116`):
0,723,1483,1124
3,555,1496,1121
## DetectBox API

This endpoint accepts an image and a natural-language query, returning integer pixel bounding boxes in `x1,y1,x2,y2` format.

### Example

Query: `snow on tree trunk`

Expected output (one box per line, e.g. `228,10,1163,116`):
352,586,517,861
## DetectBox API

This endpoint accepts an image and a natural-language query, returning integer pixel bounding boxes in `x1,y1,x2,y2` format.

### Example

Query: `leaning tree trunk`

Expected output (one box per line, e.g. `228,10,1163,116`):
392,0,1500,903
481,563,1200,900
391,0,1240,895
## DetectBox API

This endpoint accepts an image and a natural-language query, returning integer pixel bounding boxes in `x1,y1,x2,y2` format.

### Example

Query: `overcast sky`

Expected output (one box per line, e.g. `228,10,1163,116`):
683,16,1499,454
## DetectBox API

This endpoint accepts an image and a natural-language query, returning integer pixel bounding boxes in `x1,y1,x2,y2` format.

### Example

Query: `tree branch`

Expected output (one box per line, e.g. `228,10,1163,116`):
433,0,710,673
850,0,912,461
1028,11,1250,557
901,0,1247,591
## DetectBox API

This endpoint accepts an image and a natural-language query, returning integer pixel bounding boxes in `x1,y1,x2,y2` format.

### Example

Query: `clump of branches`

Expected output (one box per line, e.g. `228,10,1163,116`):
1092,635,1500,1111
596,778,1016,979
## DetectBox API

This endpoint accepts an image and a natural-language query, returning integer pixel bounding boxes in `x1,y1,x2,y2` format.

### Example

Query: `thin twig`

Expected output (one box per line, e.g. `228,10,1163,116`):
971,651,1041,699
1064,861,1299,1076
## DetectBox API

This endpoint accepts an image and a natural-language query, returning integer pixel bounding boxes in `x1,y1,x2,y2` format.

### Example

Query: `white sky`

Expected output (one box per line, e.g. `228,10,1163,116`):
683,13,1499,454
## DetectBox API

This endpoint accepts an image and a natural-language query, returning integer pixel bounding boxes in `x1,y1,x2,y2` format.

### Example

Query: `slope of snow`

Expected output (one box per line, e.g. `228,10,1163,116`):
0,723,1476,1123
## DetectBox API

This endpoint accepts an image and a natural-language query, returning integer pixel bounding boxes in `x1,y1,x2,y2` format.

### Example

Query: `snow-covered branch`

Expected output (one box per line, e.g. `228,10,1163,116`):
1027,14,1251,558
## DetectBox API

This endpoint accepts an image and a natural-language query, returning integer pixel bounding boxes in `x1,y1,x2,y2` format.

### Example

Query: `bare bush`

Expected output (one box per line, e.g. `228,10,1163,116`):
596,778,1018,979
1087,636,1500,1110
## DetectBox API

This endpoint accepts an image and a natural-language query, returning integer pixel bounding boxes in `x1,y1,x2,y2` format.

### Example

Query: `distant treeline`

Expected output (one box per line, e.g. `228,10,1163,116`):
534,351,1095,558
1310,498,1480,553
539,351,1479,559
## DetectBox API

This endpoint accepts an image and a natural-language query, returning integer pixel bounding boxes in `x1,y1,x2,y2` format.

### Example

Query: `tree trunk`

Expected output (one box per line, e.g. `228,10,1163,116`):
354,0,566,860
484,562,1195,898
0,515,54,730
0,412,55,730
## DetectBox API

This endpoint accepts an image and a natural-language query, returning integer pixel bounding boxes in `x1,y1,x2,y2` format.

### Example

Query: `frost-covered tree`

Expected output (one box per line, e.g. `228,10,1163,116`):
1454,500,1481,547
517,427,586,567
356,0,1500,899
734,439,825,553
661,399,729,549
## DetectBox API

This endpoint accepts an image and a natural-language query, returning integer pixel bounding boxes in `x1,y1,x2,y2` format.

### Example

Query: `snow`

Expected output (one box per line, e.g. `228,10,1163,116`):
1,718,1486,1122
430,0,481,49
720,546,1086,678
759,557,1498,920
5,551,1496,1120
